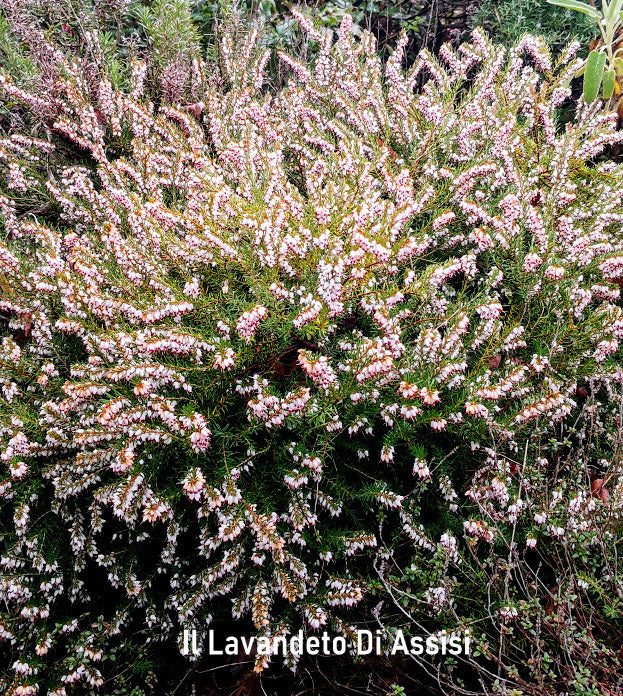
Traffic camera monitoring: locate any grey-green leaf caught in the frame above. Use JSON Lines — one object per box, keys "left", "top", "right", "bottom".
{"left": 546, "top": 0, "right": 601, "bottom": 19}
{"left": 606, "top": 0, "right": 623, "bottom": 21}
{"left": 583, "top": 51, "right": 607, "bottom": 102}
{"left": 603, "top": 69, "right": 616, "bottom": 99}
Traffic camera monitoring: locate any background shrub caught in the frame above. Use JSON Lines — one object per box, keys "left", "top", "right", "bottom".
{"left": 472, "top": 0, "right": 598, "bottom": 56}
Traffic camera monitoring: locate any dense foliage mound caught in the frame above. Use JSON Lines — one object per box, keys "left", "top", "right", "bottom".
{"left": 1, "top": 15, "right": 623, "bottom": 695}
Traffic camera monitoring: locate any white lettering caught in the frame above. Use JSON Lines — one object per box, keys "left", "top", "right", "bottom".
{"left": 357, "top": 630, "right": 373, "bottom": 655}
{"left": 391, "top": 630, "right": 409, "bottom": 655}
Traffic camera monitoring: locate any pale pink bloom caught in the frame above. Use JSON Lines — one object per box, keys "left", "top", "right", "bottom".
{"left": 544, "top": 264, "right": 564, "bottom": 280}
{"left": 134, "top": 380, "right": 153, "bottom": 397}
{"left": 380, "top": 445, "right": 395, "bottom": 462}
{"left": 182, "top": 467, "right": 206, "bottom": 501}
{"left": 236, "top": 304, "right": 267, "bottom": 342}
{"left": 143, "top": 498, "right": 170, "bottom": 522}
{"left": 213, "top": 347, "right": 236, "bottom": 370}
{"left": 523, "top": 252, "right": 543, "bottom": 272}
{"left": 419, "top": 387, "right": 441, "bottom": 405}
{"left": 465, "top": 401, "right": 489, "bottom": 418}
{"left": 9, "top": 460, "right": 28, "bottom": 478}
{"left": 499, "top": 606, "right": 519, "bottom": 622}
{"left": 183, "top": 277, "right": 201, "bottom": 298}
{"left": 413, "top": 458, "right": 431, "bottom": 478}
{"left": 298, "top": 350, "right": 337, "bottom": 390}
{"left": 189, "top": 416, "right": 211, "bottom": 453}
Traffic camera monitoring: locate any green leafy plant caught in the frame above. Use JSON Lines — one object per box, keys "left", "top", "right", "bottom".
{"left": 547, "top": 0, "right": 623, "bottom": 101}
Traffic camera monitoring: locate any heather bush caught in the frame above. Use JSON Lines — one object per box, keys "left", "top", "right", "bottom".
{"left": 1, "top": 13, "right": 623, "bottom": 695}
{"left": 0, "top": 0, "right": 203, "bottom": 112}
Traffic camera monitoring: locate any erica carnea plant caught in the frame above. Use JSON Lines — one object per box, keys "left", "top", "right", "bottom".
{"left": 1, "top": 13, "right": 623, "bottom": 695}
